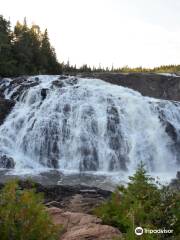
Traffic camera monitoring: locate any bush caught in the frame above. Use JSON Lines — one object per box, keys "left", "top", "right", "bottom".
{"left": 95, "top": 162, "right": 180, "bottom": 240}
{"left": 0, "top": 180, "right": 61, "bottom": 240}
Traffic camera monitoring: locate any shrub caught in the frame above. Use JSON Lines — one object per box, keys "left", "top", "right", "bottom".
{"left": 0, "top": 180, "right": 61, "bottom": 240}
{"left": 95, "top": 162, "right": 180, "bottom": 240}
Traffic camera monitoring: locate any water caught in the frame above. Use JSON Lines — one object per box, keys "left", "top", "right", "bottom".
{"left": 0, "top": 75, "right": 179, "bottom": 183}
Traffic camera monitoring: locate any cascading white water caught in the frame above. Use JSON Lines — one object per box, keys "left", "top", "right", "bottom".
{"left": 0, "top": 75, "right": 180, "bottom": 179}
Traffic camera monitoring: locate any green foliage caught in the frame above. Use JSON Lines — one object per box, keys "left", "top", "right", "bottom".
{"left": 40, "top": 29, "right": 61, "bottom": 74}
{"left": 95, "top": 162, "right": 180, "bottom": 240}
{"left": 0, "top": 180, "right": 61, "bottom": 240}
{"left": 107, "top": 65, "right": 180, "bottom": 73}
{"left": 0, "top": 15, "right": 16, "bottom": 76}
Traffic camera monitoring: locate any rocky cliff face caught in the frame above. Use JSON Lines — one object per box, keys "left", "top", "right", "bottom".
{"left": 80, "top": 72, "right": 180, "bottom": 101}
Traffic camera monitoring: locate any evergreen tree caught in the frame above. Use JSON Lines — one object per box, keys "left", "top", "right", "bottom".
{"left": 40, "top": 29, "right": 62, "bottom": 74}
{"left": 0, "top": 15, "right": 15, "bottom": 76}
{"left": 0, "top": 180, "right": 61, "bottom": 240}
{"left": 12, "top": 20, "right": 40, "bottom": 75}
{"left": 95, "top": 163, "right": 180, "bottom": 239}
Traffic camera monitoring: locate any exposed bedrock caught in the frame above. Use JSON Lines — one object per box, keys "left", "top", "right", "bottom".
{"left": 79, "top": 72, "right": 180, "bottom": 101}
{"left": 0, "top": 155, "right": 15, "bottom": 169}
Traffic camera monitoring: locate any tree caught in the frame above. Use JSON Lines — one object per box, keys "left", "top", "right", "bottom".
{"left": 95, "top": 162, "right": 180, "bottom": 240}
{"left": 0, "top": 15, "right": 15, "bottom": 76}
{"left": 40, "top": 29, "right": 62, "bottom": 74}
{"left": 12, "top": 20, "right": 41, "bottom": 75}
{"left": 0, "top": 180, "right": 61, "bottom": 240}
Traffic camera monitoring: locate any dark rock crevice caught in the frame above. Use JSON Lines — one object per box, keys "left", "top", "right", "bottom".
{"left": 0, "top": 98, "right": 15, "bottom": 125}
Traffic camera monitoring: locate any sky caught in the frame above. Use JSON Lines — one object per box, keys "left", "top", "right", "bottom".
{"left": 1, "top": 0, "right": 180, "bottom": 68}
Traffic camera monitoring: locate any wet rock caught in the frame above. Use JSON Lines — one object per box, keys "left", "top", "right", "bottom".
{"left": 160, "top": 120, "right": 180, "bottom": 164}
{"left": 52, "top": 80, "right": 65, "bottom": 88}
{"left": 0, "top": 155, "right": 15, "bottom": 168}
{"left": 66, "top": 77, "right": 78, "bottom": 86}
{"left": 0, "top": 180, "right": 112, "bottom": 216}
{"left": 0, "top": 76, "right": 39, "bottom": 101}
{"left": 52, "top": 77, "right": 78, "bottom": 89}
{"left": 41, "top": 88, "right": 48, "bottom": 100}
{"left": 0, "top": 98, "right": 15, "bottom": 125}
{"left": 164, "top": 121, "right": 177, "bottom": 141}
{"left": 50, "top": 158, "right": 59, "bottom": 169}
{"left": 12, "top": 180, "right": 112, "bottom": 208}
{"left": 10, "top": 76, "right": 28, "bottom": 86}
{"left": 58, "top": 76, "right": 69, "bottom": 80}
{"left": 63, "top": 104, "right": 71, "bottom": 114}
{"left": 177, "top": 171, "right": 180, "bottom": 179}
{"left": 10, "top": 82, "right": 39, "bottom": 100}
{"left": 62, "top": 119, "right": 70, "bottom": 143}
{"left": 107, "top": 103, "right": 128, "bottom": 170}
{"left": 80, "top": 146, "right": 99, "bottom": 171}
{"left": 169, "top": 171, "right": 180, "bottom": 191}
{"left": 0, "top": 91, "right": 5, "bottom": 98}
{"left": 47, "top": 207, "right": 121, "bottom": 240}
{"left": 79, "top": 106, "right": 99, "bottom": 171}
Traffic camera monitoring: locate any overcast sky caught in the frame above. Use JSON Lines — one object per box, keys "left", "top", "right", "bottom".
{"left": 1, "top": 0, "right": 180, "bottom": 68}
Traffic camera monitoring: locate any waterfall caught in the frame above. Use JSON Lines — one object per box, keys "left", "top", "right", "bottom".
{"left": 0, "top": 75, "right": 179, "bottom": 177}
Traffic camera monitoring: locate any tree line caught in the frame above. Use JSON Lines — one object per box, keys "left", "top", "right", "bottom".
{"left": 0, "top": 15, "right": 62, "bottom": 77}
{"left": 63, "top": 63, "right": 180, "bottom": 74}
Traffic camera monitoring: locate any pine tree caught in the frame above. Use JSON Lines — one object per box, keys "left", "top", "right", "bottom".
{"left": 0, "top": 15, "right": 15, "bottom": 76}
{"left": 40, "top": 29, "right": 62, "bottom": 74}
{"left": 95, "top": 163, "right": 179, "bottom": 239}
{"left": 13, "top": 20, "right": 39, "bottom": 75}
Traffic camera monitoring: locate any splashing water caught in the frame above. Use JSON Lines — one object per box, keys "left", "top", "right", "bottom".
{"left": 0, "top": 75, "right": 179, "bottom": 181}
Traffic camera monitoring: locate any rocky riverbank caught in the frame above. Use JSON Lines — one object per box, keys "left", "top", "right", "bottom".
{"left": 0, "top": 175, "right": 179, "bottom": 239}
{"left": 47, "top": 207, "right": 121, "bottom": 240}
{"left": 0, "top": 180, "right": 121, "bottom": 239}
{"left": 0, "top": 179, "right": 112, "bottom": 213}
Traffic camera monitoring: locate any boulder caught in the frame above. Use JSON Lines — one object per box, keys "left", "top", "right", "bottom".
{"left": 47, "top": 207, "right": 122, "bottom": 240}
{"left": 164, "top": 121, "right": 177, "bottom": 141}
{"left": 41, "top": 88, "right": 48, "bottom": 100}
{"left": 62, "top": 224, "right": 121, "bottom": 240}
{"left": 0, "top": 91, "right": 5, "bottom": 98}
{"left": 52, "top": 80, "right": 65, "bottom": 88}
{"left": 0, "top": 155, "right": 15, "bottom": 168}
{"left": 170, "top": 171, "right": 180, "bottom": 191}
